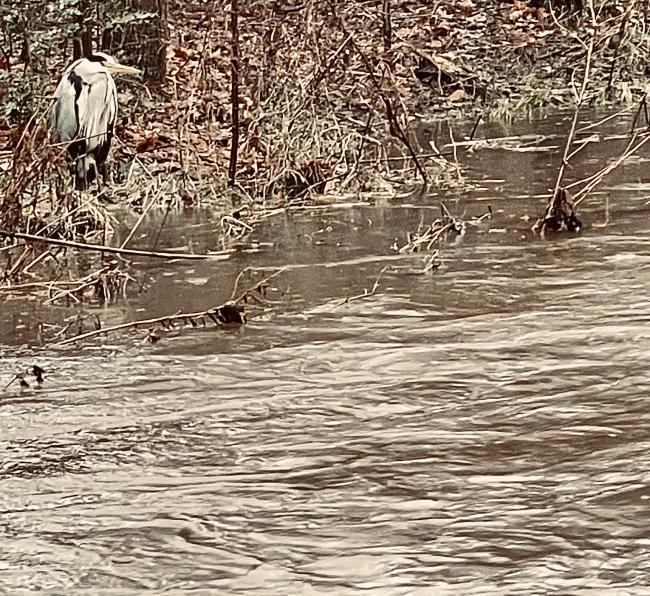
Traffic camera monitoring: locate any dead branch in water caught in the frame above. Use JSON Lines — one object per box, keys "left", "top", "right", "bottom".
{"left": 556, "top": 96, "right": 650, "bottom": 212}
{"left": 534, "top": 37, "right": 594, "bottom": 235}
{"left": 0, "top": 230, "right": 228, "bottom": 261}
{"left": 395, "top": 203, "right": 491, "bottom": 275}
{"left": 554, "top": 37, "right": 594, "bottom": 195}
{"left": 574, "top": 129, "right": 650, "bottom": 208}
{"left": 53, "top": 303, "right": 244, "bottom": 347}
{"left": 399, "top": 202, "right": 491, "bottom": 254}
{"left": 334, "top": 265, "right": 390, "bottom": 308}
{"left": 44, "top": 264, "right": 135, "bottom": 306}
{"left": 52, "top": 268, "right": 286, "bottom": 347}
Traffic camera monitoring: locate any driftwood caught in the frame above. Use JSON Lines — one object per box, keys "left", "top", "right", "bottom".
{"left": 0, "top": 229, "right": 227, "bottom": 261}
{"left": 53, "top": 303, "right": 244, "bottom": 347}
{"left": 52, "top": 268, "right": 285, "bottom": 347}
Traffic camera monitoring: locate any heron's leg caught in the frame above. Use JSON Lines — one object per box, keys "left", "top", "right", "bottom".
{"left": 95, "top": 161, "right": 113, "bottom": 200}
{"left": 97, "top": 161, "right": 108, "bottom": 187}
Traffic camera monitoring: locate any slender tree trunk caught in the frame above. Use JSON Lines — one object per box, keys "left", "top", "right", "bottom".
{"left": 228, "top": 0, "right": 240, "bottom": 186}
{"left": 73, "top": 0, "right": 94, "bottom": 59}
{"left": 382, "top": 0, "right": 391, "bottom": 53}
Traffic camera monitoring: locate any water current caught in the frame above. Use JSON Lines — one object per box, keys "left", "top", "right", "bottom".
{"left": 1, "top": 112, "right": 649, "bottom": 593}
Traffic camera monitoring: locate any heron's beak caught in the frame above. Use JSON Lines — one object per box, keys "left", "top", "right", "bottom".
{"left": 106, "top": 62, "right": 141, "bottom": 76}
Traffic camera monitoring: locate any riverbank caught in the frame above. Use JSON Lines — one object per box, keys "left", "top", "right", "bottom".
{"left": 0, "top": 1, "right": 648, "bottom": 345}
{"left": 2, "top": 2, "right": 648, "bottom": 209}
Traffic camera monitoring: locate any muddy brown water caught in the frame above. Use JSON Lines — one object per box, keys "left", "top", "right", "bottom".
{"left": 1, "top": 112, "right": 650, "bottom": 593}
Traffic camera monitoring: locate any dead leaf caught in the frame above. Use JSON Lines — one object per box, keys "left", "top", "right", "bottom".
{"left": 135, "top": 132, "right": 158, "bottom": 153}
{"left": 447, "top": 89, "right": 467, "bottom": 102}
{"left": 170, "top": 45, "right": 191, "bottom": 61}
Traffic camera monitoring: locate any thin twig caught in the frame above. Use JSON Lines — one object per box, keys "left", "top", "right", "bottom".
{"left": 550, "top": 38, "right": 594, "bottom": 202}
{"left": 334, "top": 265, "right": 389, "bottom": 307}
{"left": 574, "top": 133, "right": 650, "bottom": 207}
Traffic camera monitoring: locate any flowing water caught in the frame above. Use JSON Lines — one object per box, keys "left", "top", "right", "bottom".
{"left": 1, "top": 112, "right": 650, "bottom": 594}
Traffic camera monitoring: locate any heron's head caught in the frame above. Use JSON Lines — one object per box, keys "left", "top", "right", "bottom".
{"left": 90, "top": 52, "right": 141, "bottom": 76}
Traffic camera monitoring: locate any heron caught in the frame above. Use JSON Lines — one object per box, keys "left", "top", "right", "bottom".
{"left": 52, "top": 52, "right": 141, "bottom": 190}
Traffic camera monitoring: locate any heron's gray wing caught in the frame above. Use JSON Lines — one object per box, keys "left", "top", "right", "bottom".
{"left": 76, "top": 71, "right": 117, "bottom": 155}
{"left": 52, "top": 62, "right": 82, "bottom": 142}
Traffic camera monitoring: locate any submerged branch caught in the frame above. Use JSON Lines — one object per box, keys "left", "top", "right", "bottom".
{"left": 52, "top": 267, "right": 286, "bottom": 347}
{"left": 334, "top": 265, "right": 390, "bottom": 307}
{"left": 53, "top": 304, "right": 244, "bottom": 347}
{"left": 574, "top": 131, "right": 650, "bottom": 207}
{"left": 0, "top": 230, "right": 227, "bottom": 261}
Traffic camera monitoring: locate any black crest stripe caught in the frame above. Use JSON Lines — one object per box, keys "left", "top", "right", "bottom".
{"left": 67, "top": 70, "right": 84, "bottom": 136}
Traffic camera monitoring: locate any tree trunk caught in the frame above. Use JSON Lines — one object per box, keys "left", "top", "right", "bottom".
{"left": 102, "top": 0, "right": 168, "bottom": 84}
{"left": 72, "top": 0, "right": 94, "bottom": 60}
{"left": 228, "top": 0, "right": 240, "bottom": 186}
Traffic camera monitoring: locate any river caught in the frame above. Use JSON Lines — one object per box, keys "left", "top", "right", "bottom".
{"left": 1, "top": 112, "right": 649, "bottom": 593}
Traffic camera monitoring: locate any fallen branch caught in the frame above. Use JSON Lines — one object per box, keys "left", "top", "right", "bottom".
{"left": 53, "top": 304, "right": 243, "bottom": 347}
{"left": 550, "top": 37, "right": 594, "bottom": 202}
{"left": 334, "top": 265, "right": 389, "bottom": 307}
{"left": 0, "top": 230, "right": 229, "bottom": 261}
{"left": 574, "top": 131, "right": 650, "bottom": 207}
{"left": 398, "top": 202, "right": 480, "bottom": 253}
{"left": 0, "top": 280, "right": 81, "bottom": 293}
{"left": 52, "top": 268, "right": 286, "bottom": 347}
{"left": 562, "top": 97, "right": 650, "bottom": 210}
